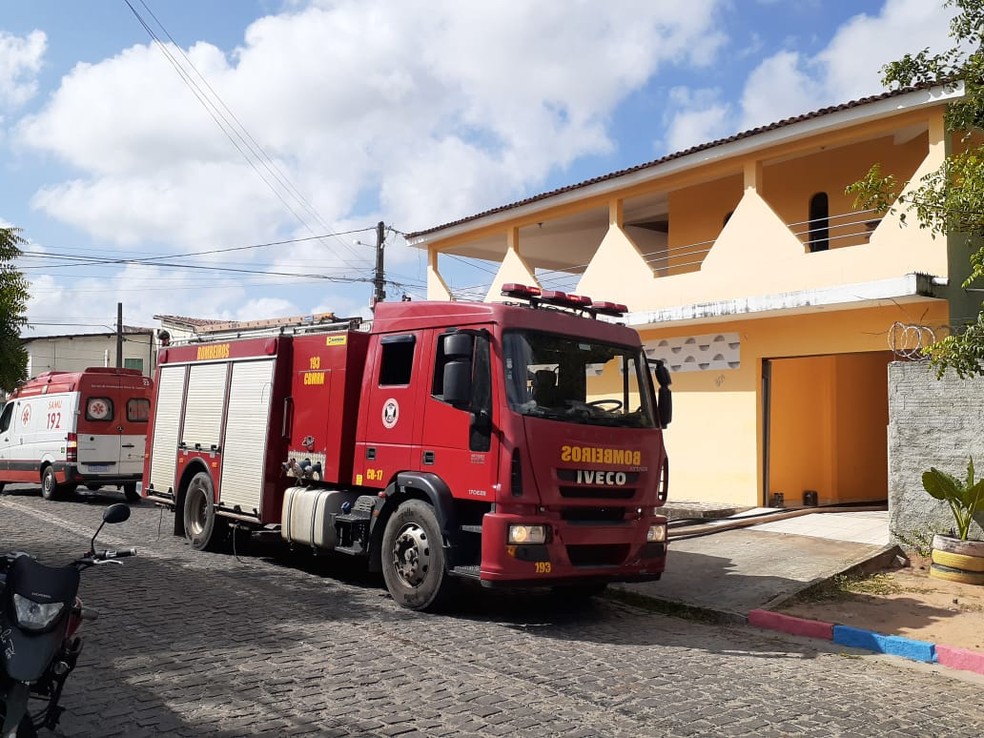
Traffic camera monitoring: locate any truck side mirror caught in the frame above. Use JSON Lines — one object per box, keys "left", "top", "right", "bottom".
{"left": 652, "top": 360, "right": 672, "bottom": 428}
{"left": 441, "top": 332, "right": 475, "bottom": 409}
{"left": 443, "top": 359, "right": 473, "bottom": 408}
{"left": 443, "top": 332, "right": 473, "bottom": 359}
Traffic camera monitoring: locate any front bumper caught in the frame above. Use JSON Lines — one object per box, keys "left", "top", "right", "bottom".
{"left": 477, "top": 511, "right": 667, "bottom": 586}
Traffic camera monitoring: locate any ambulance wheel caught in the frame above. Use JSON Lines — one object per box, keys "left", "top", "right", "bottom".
{"left": 183, "top": 472, "right": 224, "bottom": 551}
{"left": 123, "top": 482, "right": 140, "bottom": 503}
{"left": 41, "top": 466, "right": 61, "bottom": 500}
{"left": 381, "top": 499, "right": 453, "bottom": 611}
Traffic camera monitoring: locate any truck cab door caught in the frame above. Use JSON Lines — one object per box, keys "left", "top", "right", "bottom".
{"left": 356, "top": 332, "right": 425, "bottom": 487}
{"left": 418, "top": 328, "right": 499, "bottom": 501}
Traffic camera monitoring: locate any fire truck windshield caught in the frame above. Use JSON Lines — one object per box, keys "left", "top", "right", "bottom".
{"left": 503, "top": 330, "right": 656, "bottom": 428}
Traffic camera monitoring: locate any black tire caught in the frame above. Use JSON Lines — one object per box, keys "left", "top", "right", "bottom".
{"left": 381, "top": 499, "right": 453, "bottom": 611}
{"left": 0, "top": 482, "right": 5, "bottom": 494}
{"left": 86, "top": 483, "right": 102, "bottom": 491}
{"left": 183, "top": 471, "right": 225, "bottom": 551}
{"left": 123, "top": 482, "right": 140, "bottom": 503}
{"left": 41, "top": 466, "right": 60, "bottom": 500}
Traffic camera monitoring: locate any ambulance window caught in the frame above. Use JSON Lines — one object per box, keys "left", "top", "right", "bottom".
{"left": 379, "top": 334, "right": 415, "bottom": 386}
{"left": 127, "top": 398, "right": 151, "bottom": 422}
{"left": 86, "top": 397, "right": 114, "bottom": 421}
{"left": 0, "top": 404, "right": 12, "bottom": 433}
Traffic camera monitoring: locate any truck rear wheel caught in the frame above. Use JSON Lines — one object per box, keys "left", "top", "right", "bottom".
{"left": 183, "top": 472, "right": 225, "bottom": 551}
{"left": 381, "top": 499, "right": 453, "bottom": 611}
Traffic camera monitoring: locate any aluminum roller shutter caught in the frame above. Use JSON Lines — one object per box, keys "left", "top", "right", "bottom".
{"left": 182, "top": 362, "right": 228, "bottom": 450}
{"left": 218, "top": 359, "right": 275, "bottom": 514}
{"left": 148, "top": 365, "right": 186, "bottom": 494}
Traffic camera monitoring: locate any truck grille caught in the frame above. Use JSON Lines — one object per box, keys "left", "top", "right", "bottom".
{"left": 558, "top": 486, "right": 636, "bottom": 499}
{"left": 567, "top": 544, "right": 630, "bottom": 567}
{"left": 561, "top": 507, "right": 627, "bottom": 523}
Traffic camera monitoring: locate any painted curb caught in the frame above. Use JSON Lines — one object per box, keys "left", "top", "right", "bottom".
{"left": 936, "top": 644, "right": 984, "bottom": 675}
{"left": 748, "top": 610, "right": 834, "bottom": 640}
{"left": 748, "top": 611, "right": 984, "bottom": 675}
{"left": 832, "top": 625, "right": 936, "bottom": 663}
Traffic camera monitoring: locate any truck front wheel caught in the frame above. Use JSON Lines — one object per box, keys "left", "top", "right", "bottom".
{"left": 183, "top": 472, "right": 225, "bottom": 551}
{"left": 381, "top": 499, "right": 453, "bottom": 611}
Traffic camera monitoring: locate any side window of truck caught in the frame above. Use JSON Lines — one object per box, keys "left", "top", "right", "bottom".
{"left": 127, "top": 398, "right": 151, "bottom": 422}
{"left": 0, "top": 403, "right": 12, "bottom": 433}
{"left": 378, "top": 335, "right": 415, "bottom": 386}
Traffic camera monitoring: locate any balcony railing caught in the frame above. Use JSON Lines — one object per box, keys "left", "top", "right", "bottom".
{"left": 443, "top": 208, "right": 888, "bottom": 298}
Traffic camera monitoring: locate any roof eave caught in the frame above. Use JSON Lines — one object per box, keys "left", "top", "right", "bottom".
{"left": 408, "top": 83, "right": 964, "bottom": 249}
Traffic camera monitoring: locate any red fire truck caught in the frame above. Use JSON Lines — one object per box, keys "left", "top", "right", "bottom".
{"left": 143, "top": 286, "right": 672, "bottom": 610}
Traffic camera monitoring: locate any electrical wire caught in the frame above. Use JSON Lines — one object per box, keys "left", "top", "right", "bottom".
{"left": 122, "top": 0, "right": 368, "bottom": 269}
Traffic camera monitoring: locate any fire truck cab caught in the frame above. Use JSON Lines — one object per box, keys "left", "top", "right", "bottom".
{"left": 144, "top": 288, "right": 671, "bottom": 610}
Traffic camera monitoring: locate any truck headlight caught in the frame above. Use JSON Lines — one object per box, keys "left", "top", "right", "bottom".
{"left": 647, "top": 523, "right": 667, "bottom": 543}
{"left": 13, "top": 593, "right": 65, "bottom": 632}
{"left": 508, "top": 524, "right": 547, "bottom": 545}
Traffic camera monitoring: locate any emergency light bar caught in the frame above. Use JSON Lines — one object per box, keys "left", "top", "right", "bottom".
{"left": 500, "top": 284, "right": 627, "bottom": 318}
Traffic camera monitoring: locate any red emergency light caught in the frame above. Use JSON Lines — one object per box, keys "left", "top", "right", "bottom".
{"left": 501, "top": 283, "right": 541, "bottom": 300}
{"left": 591, "top": 300, "right": 629, "bottom": 317}
{"left": 500, "top": 283, "right": 626, "bottom": 318}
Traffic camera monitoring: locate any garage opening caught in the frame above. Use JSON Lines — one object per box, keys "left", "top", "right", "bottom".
{"left": 764, "top": 352, "right": 891, "bottom": 507}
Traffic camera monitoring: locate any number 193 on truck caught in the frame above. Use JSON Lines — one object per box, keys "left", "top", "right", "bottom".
{"left": 143, "top": 285, "right": 672, "bottom": 610}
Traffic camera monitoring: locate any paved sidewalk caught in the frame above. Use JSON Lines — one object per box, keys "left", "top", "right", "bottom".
{"left": 613, "top": 514, "right": 894, "bottom": 619}
{"left": 611, "top": 510, "right": 984, "bottom": 677}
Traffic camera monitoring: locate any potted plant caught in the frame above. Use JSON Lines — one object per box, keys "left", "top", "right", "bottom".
{"left": 922, "top": 457, "right": 984, "bottom": 585}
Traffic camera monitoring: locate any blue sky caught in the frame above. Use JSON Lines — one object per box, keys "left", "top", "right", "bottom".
{"left": 0, "top": 0, "right": 955, "bottom": 336}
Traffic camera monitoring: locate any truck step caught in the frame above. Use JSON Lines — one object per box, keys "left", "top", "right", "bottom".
{"left": 450, "top": 565, "right": 481, "bottom": 580}
{"left": 459, "top": 524, "right": 483, "bottom": 534}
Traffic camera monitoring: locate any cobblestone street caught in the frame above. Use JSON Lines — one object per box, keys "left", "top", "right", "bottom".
{"left": 1, "top": 488, "right": 982, "bottom": 738}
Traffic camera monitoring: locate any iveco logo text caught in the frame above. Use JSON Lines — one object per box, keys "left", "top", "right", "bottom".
{"left": 576, "top": 470, "right": 628, "bottom": 486}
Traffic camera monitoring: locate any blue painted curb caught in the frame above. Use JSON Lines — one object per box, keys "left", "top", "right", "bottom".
{"left": 832, "top": 625, "right": 937, "bottom": 663}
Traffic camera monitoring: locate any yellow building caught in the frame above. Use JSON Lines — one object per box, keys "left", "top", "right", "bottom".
{"left": 407, "top": 83, "right": 976, "bottom": 509}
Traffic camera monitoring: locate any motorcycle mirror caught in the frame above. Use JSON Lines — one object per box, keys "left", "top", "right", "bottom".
{"left": 89, "top": 503, "right": 131, "bottom": 554}
{"left": 103, "top": 503, "right": 131, "bottom": 525}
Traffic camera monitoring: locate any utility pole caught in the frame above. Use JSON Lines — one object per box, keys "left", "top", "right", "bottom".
{"left": 116, "top": 302, "right": 124, "bottom": 368}
{"left": 372, "top": 220, "right": 386, "bottom": 309}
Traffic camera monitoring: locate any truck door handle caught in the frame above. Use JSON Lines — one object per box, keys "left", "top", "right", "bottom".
{"left": 122, "top": 443, "right": 135, "bottom": 448}
{"left": 423, "top": 451, "right": 435, "bottom": 465}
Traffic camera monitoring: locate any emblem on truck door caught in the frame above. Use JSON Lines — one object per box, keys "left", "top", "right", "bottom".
{"left": 381, "top": 398, "right": 400, "bottom": 429}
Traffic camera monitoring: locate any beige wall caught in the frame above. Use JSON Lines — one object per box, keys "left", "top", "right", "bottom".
{"left": 644, "top": 300, "right": 948, "bottom": 506}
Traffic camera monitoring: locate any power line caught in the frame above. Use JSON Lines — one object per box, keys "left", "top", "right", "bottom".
{"left": 122, "top": 0, "right": 368, "bottom": 269}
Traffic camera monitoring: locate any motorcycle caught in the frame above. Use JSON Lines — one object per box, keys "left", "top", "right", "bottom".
{"left": 0, "top": 503, "right": 136, "bottom": 737}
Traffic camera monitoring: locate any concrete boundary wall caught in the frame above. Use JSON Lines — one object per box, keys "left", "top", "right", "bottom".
{"left": 888, "top": 361, "right": 984, "bottom": 545}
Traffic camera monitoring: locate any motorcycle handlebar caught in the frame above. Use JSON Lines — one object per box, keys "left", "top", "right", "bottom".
{"left": 97, "top": 548, "right": 137, "bottom": 560}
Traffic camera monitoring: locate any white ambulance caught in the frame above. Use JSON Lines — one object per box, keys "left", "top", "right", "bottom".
{"left": 0, "top": 368, "right": 153, "bottom": 501}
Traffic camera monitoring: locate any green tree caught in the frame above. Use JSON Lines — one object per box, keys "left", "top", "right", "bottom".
{"left": 0, "top": 227, "right": 30, "bottom": 392}
{"left": 846, "top": 0, "right": 984, "bottom": 377}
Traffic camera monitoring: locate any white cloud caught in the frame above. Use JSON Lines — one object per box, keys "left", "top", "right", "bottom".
{"left": 0, "top": 30, "right": 46, "bottom": 108}
{"left": 17, "top": 0, "right": 727, "bottom": 241}
{"left": 662, "top": 87, "right": 732, "bottom": 152}
{"left": 738, "top": 51, "right": 816, "bottom": 130}
{"left": 663, "top": 0, "right": 958, "bottom": 151}
{"left": 743, "top": 0, "right": 956, "bottom": 129}
{"left": 14, "top": 0, "right": 730, "bottom": 331}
